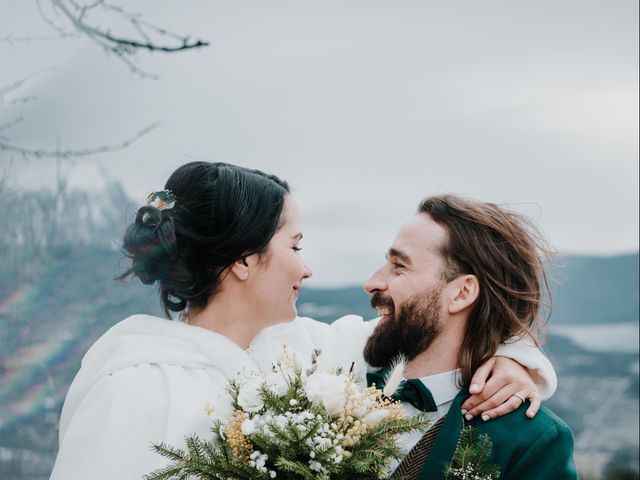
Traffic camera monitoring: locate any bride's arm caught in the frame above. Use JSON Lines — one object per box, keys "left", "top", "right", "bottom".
{"left": 51, "top": 363, "right": 226, "bottom": 480}
{"left": 461, "top": 337, "right": 556, "bottom": 420}
{"left": 295, "top": 315, "right": 556, "bottom": 420}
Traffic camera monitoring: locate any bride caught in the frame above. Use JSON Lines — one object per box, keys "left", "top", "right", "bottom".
{"left": 50, "top": 161, "right": 556, "bottom": 479}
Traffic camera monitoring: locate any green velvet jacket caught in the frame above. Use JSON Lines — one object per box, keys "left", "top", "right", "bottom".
{"left": 418, "top": 391, "right": 578, "bottom": 480}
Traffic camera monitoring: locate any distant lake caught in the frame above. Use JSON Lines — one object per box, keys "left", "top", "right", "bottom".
{"left": 551, "top": 322, "right": 639, "bottom": 353}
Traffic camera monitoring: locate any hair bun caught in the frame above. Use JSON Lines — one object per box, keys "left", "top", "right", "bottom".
{"left": 121, "top": 206, "right": 179, "bottom": 285}
{"left": 136, "top": 206, "right": 163, "bottom": 229}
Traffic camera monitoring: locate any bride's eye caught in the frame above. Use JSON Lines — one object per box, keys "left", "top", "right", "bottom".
{"left": 292, "top": 246, "right": 302, "bottom": 252}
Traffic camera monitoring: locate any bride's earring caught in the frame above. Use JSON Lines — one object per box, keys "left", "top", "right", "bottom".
{"left": 243, "top": 271, "right": 249, "bottom": 280}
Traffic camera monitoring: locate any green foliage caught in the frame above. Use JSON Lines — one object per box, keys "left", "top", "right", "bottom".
{"left": 444, "top": 426, "right": 500, "bottom": 480}
{"left": 145, "top": 433, "right": 270, "bottom": 480}
{"left": 145, "top": 366, "right": 429, "bottom": 480}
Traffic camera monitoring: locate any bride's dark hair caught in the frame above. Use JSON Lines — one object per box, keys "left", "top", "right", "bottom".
{"left": 119, "top": 161, "right": 290, "bottom": 317}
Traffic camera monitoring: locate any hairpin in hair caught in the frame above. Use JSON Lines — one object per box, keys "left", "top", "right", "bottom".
{"left": 147, "top": 190, "right": 176, "bottom": 210}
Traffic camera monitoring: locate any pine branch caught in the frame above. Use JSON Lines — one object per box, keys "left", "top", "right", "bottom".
{"left": 274, "top": 457, "right": 315, "bottom": 479}
{"left": 444, "top": 426, "right": 500, "bottom": 480}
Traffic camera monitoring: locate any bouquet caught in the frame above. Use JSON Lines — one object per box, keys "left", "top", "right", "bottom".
{"left": 144, "top": 347, "right": 429, "bottom": 480}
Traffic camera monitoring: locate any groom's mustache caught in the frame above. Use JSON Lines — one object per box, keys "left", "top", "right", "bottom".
{"left": 370, "top": 292, "right": 395, "bottom": 314}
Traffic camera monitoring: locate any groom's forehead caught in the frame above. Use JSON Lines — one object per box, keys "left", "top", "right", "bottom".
{"left": 391, "top": 214, "right": 448, "bottom": 259}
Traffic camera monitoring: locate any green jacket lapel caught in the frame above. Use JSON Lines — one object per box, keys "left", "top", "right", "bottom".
{"left": 417, "top": 390, "right": 469, "bottom": 480}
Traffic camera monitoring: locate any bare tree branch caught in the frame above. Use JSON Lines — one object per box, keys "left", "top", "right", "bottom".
{"left": 0, "top": 69, "right": 53, "bottom": 98}
{"left": 3, "top": 96, "right": 38, "bottom": 108}
{"left": 36, "top": 0, "right": 76, "bottom": 38}
{"left": 0, "top": 74, "right": 42, "bottom": 143}
{"left": 0, "top": 32, "right": 76, "bottom": 44}
{"left": 27, "top": 0, "right": 210, "bottom": 78}
{"left": 0, "top": 122, "right": 160, "bottom": 158}
{"left": 0, "top": 117, "right": 24, "bottom": 135}
{"left": 44, "top": 0, "right": 209, "bottom": 77}
{"left": 1, "top": 2, "right": 204, "bottom": 160}
{"left": 99, "top": 3, "right": 195, "bottom": 43}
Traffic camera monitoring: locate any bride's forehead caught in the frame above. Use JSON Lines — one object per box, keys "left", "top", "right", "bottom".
{"left": 271, "top": 198, "right": 302, "bottom": 240}
{"left": 281, "top": 197, "right": 301, "bottom": 226}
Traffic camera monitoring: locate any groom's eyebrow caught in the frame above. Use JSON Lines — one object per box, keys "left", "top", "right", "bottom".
{"left": 387, "top": 248, "right": 412, "bottom": 265}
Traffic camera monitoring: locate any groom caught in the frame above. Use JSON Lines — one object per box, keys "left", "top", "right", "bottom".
{"left": 363, "top": 195, "right": 577, "bottom": 479}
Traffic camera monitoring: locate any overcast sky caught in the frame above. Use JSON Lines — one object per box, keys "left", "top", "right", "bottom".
{"left": 2, "top": 1, "right": 638, "bottom": 286}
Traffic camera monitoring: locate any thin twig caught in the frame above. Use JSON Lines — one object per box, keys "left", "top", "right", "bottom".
{"left": 50, "top": 0, "right": 209, "bottom": 53}
{"left": 36, "top": 0, "right": 75, "bottom": 38}
{"left": 41, "top": 0, "right": 209, "bottom": 77}
{"left": 0, "top": 69, "right": 53, "bottom": 98}
{"left": 0, "top": 117, "right": 24, "bottom": 133}
{"left": 5, "top": 96, "right": 38, "bottom": 107}
{"left": 0, "top": 122, "right": 160, "bottom": 158}
{"left": 0, "top": 33, "right": 76, "bottom": 44}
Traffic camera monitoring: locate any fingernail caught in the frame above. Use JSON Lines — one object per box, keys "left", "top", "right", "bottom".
{"left": 527, "top": 410, "right": 534, "bottom": 418}
{"left": 461, "top": 409, "right": 467, "bottom": 415}
{"left": 465, "top": 413, "right": 473, "bottom": 421}
{"left": 482, "top": 414, "right": 490, "bottom": 422}
{"left": 469, "top": 384, "right": 480, "bottom": 393}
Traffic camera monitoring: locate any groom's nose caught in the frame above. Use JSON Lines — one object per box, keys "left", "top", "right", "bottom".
{"left": 364, "top": 266, "right": 388, "bottom": 295}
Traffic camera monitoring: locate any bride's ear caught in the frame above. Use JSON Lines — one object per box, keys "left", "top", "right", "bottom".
{"left": 230, "top": 257, "right": 250, "bottom": 281}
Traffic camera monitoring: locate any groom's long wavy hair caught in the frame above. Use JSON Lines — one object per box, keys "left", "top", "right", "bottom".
{"left": 419, "top": 195, "right": 554, "bottom": 386}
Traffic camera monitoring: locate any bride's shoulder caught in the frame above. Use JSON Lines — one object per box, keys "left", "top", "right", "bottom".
{"left": 79, "top": 313, "right": 249, "bottom": 378}
{"left": 104, "top": 313, "right": 168, "bottom": 334}
{"left": 81, "top": 314, "right": 174, "bottom": 360}
{"left": 297, "top": 314, "right": 380, "bottom": 339}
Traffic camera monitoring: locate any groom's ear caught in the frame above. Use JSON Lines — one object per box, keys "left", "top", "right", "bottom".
{"left": 448, "top": 274, "right": 480, "bottom": 314}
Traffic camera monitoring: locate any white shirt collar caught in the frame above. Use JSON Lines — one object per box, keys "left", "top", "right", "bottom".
{"left": 416, "top": 369, "right": 462, "bottom": 407}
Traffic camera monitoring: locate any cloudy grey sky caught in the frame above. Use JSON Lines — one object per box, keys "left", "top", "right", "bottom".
{"left": 2, "top": 1, "right": 638, "bottom": 286}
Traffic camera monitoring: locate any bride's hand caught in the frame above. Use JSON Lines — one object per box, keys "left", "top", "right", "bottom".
{"left": 460, "top": 356, "right": 540, "bottom": 421}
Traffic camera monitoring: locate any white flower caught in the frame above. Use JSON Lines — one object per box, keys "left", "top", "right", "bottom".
{"left": 305, "top": 372, "right": 348, "bottom": 416}
{"left": 206, "top": 391, "right": 234, "bottom": 424}
{"left": 264, "top": 371, "right": 290, "bottom": 396}
{"left": 237, "top": 377, "right": 265, "bottom": 412}
{"left": 241, "top": 418, "right": 256, "bottom": 435}
{"left": 363, "top": 408, "right": 390, "bottom": 427}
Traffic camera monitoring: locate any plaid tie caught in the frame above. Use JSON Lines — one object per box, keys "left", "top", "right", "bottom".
{"left": 390, "top": 415, "right": 447, "bottom": 480}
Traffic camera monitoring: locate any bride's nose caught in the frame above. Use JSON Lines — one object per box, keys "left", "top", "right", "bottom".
{"left": 302, "top": 260, "right": 312, "bottom": 279}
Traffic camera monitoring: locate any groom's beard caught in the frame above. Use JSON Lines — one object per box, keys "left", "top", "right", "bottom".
{"left": 363, "top": 286, "right": 443, "bottom": 368}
